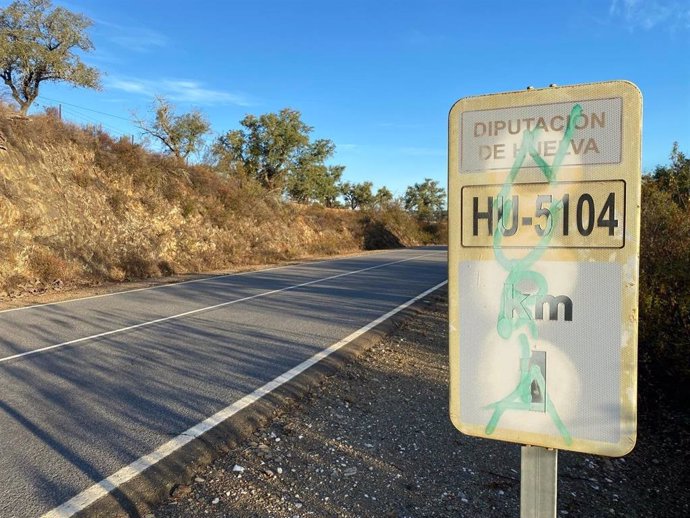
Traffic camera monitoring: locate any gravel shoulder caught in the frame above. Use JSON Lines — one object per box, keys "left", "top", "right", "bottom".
{"left": 151, "top": 291, "right": 690, "bottom": 518}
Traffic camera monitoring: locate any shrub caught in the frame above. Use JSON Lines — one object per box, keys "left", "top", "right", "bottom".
{"left": 28, "top": 248, "right": 72, "bottom": 283}
{"left": 0, "top": 99, "right": 442, "bottom": 304}
{"left": 639, "top": 179, "right": 690, "bottom": 401}
{"left": 119, "top": 252, "right": 160, "bottom": 280}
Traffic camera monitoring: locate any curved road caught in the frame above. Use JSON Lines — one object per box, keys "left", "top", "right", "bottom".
{"left": 0, "top": 247, "right": 447, "bottom": 517}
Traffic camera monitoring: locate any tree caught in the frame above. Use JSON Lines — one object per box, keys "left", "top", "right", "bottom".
{"left": 286, "top": 138, "right": 335, "bottom": 203}
{"left": 135, "top": 96, "right": 210, "bottom": 163}
{"left": 214, "top": 109, "right": 310, "bottom": 191}
{"left": 214, "top": 108, "right": 343, "bottom": 196}
{"left": 319, "top": 166, "right": 345, "bottom": 207}
{"left": 373, "top": 186, "right": 394, "bottom": 208}
{"left": 404, "top": 178, "right": 446, "bottom": 221}
{"left": 287, "top": 162, "right": 344, "bottom": 206}
{"left": 341, "top": 181, "right": 374, "bottom": 210}
{"left": 0, "top": 0, "right": 100, "bottom": 114}
{"left": 653, "top": 142, "right": 690, "bottom": 210}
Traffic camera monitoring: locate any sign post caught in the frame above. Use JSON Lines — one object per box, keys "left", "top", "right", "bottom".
{"left": 448, "top": 81, "right": 642, "bottom": 515}
{"left": 521, "top": 445, "right": 557, "bottom": 518}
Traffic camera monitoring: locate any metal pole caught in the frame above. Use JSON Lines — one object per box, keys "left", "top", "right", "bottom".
{"left": 521, "top": 445, "right": 558, "bottom": 518}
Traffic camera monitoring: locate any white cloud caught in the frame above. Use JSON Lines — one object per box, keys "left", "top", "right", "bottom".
{"left": 85, "top": 47, "right": 125, "bottom": 65}
{"left": 106, "top": 76, "right": 253, "bottom": 106}
{"left": 94, "top": 19, "right": 169, "bottom": 52}
{"left": 609, "top": 0, "right": 690, "bottom": 31}
{"left": 110, "top": 29, "right": 168, "bottom": 52}
{"left": 162, "top": 80, "right": 251, "bottom": 105}
{"left": 109, "top": 78, "right": 153, "bottom": 95}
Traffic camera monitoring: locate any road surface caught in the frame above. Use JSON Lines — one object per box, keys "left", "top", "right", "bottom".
{"left": 0, "top": 247, "right": 447, "bottom": 517}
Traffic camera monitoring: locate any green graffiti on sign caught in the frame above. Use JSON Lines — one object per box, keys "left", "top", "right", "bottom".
{"left": 484, "top": 104, "right": 584, "bottom": 445}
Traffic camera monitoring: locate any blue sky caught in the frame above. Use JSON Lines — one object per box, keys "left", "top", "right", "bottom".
{"left": 27, "top": 0, "right": 690, "bottom": 197}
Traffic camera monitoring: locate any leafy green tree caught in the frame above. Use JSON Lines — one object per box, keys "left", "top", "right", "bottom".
{"left": 215, "top": 109, "right": 323, "bottom": 193}
{"left": 287, "top": 161, "right": 344, "bottom": 206}
{"left": 0, "top": 0, "right": 100, "bottom": 114}
{"left": 373, "top": 186, "right": 394, "bottom": 208}
{"left": 287, "top": 138, "right": 335, "bottom": 203}
{"left": 404, "top": 178, "right": 446, "bottom": 221}
{"left": 341, "top": 181, "right": 374, "bottom": 210}
{"left": 653, "top": 142, "right": 690, "bottom": 210}
{"left": 135, "top": 96, "right": 210, "bottom": 163}
{"left": 319, "top": 165, "right": 345, "bottom": 207}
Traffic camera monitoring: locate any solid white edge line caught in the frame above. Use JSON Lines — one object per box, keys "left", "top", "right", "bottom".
{"left": 42, "top": 279, "right": 448, "bottom": 518}
{"left": 0, "top": 248, "right": 427, "bottom": 315}
{"left": 0, "top": 253, "right": 439, "bottom": 364}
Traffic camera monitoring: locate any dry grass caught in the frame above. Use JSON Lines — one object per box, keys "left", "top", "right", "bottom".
{"left": 0, "top": 103, "right": 443, "bottom": 298}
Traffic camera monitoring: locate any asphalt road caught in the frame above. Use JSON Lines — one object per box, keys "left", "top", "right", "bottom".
{"left": 0, "top": 247, "right": 447, "bottom": 517}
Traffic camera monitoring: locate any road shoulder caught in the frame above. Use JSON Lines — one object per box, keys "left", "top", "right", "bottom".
{"left": 150, "top": 293, "right": 690, "bottom": 518}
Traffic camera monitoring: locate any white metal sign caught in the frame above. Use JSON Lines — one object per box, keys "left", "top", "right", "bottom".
{"left": 448, "top": 81, "right": 641, "bottom": 456}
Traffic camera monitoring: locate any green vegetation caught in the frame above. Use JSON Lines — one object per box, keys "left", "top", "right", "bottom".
{"left": 404, "top": 178, "right": 446, "bottom": 222}
{"left": 0, "top": 3, "right": 447, "bottom": 288}
{"left": 373, "top": 186, "right": 394, "bottom": 208}
{"left": 0, "top": 0, "right": 100, "bottom": 114}
{"left": 640, "top": 143, "right": 690, "bottom": 400}
{"left": 0, "top": 101, "right": 445, "bottom": 301}
{"left": 650, "top": 142, "right": 689, "bottom": 210}
{"left": 341, "top": 181, "right": 374, "bottom": 210}
{"left": 134, "top": 96, "right": 211, "bottom": 163}
{"left": 6, "top": 2, "right": 682, "bottom": 405}
{"left": 212, "top": 108, "right": 342, "bottom": 197}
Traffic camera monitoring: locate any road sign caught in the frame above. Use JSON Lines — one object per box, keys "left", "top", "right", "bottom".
{"left": 448, "top": 81, "right": 641, "bottom": 457}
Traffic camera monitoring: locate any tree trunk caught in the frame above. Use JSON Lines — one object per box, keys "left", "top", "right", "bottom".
{"left": 19, "top": 101, "right": 31, "bottom": 115}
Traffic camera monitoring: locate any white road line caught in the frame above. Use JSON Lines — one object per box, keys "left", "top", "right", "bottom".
{"left": 42, "top": 279, "right": 448, "bottom": 518}
{"left": 0, "top": 253, "right": 440, "bottom": 364}
{"left": 0, "top": 249, "right": 402, "bottom": 315}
